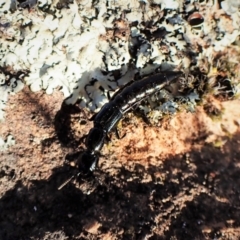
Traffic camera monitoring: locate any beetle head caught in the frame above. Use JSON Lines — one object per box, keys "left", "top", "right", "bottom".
{"left": 78, "top": 150, "right": 99, "bottom": 174}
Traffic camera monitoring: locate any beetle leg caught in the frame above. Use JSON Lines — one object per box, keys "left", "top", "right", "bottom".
{"left": 106, "top": 134, "right": 111, "bottom": 142}
{"left": 89, "top": 112, "right": 97, "bottom": 121}
{"left": 134, "top": 108, "right": 151, "bottom": 125}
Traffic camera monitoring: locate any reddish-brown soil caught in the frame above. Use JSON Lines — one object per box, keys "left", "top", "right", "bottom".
{"left": 0, "top": 87, "right": 240, "bottom": 239}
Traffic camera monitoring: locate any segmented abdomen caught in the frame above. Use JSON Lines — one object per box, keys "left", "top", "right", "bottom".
{"left": 111, "top": 71, "right": 183, "bottom": 114}
{"left": 94, "top": 71, "right": 182, "bottom": 132}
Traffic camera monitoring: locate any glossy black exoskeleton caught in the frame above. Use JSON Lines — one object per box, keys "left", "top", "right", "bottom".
{"left": 78, "top": 71, "right": 183, "bottom": 174}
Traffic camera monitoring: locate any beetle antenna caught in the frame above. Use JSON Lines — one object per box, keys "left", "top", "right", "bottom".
{"left": 58, "top": 172, "right": 81, "bottom": 190}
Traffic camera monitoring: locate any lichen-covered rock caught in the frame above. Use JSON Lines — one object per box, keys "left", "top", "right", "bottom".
{"left": 0, "top": 0, "right": 239, "bottom": 120}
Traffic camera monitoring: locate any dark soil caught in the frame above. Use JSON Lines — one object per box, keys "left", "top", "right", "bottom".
{"left": 0, "top": 87, "right": 240, "bottom": 240}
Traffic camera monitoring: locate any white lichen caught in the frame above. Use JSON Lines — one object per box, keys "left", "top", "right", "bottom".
{"left": 0, "top": 134, "right": 15, "bottom": 151}
{"left": 0, "top": 0, "right": 239, "bottom": 118}
{"left": 221, "top": 0, "right": 240, "bottom": 14}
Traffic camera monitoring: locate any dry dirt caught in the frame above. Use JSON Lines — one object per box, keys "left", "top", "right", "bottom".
{"left": 0, "top": 87, "right": 240, "bottom": 240}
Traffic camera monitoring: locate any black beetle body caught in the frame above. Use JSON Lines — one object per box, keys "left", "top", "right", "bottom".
{"left": 78, "top": 71, "right": 183, "bottom": 174}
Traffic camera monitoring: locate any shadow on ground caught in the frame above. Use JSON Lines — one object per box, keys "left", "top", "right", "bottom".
{"left": 0, "top": 129, "right": 240, "bottom": 239}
